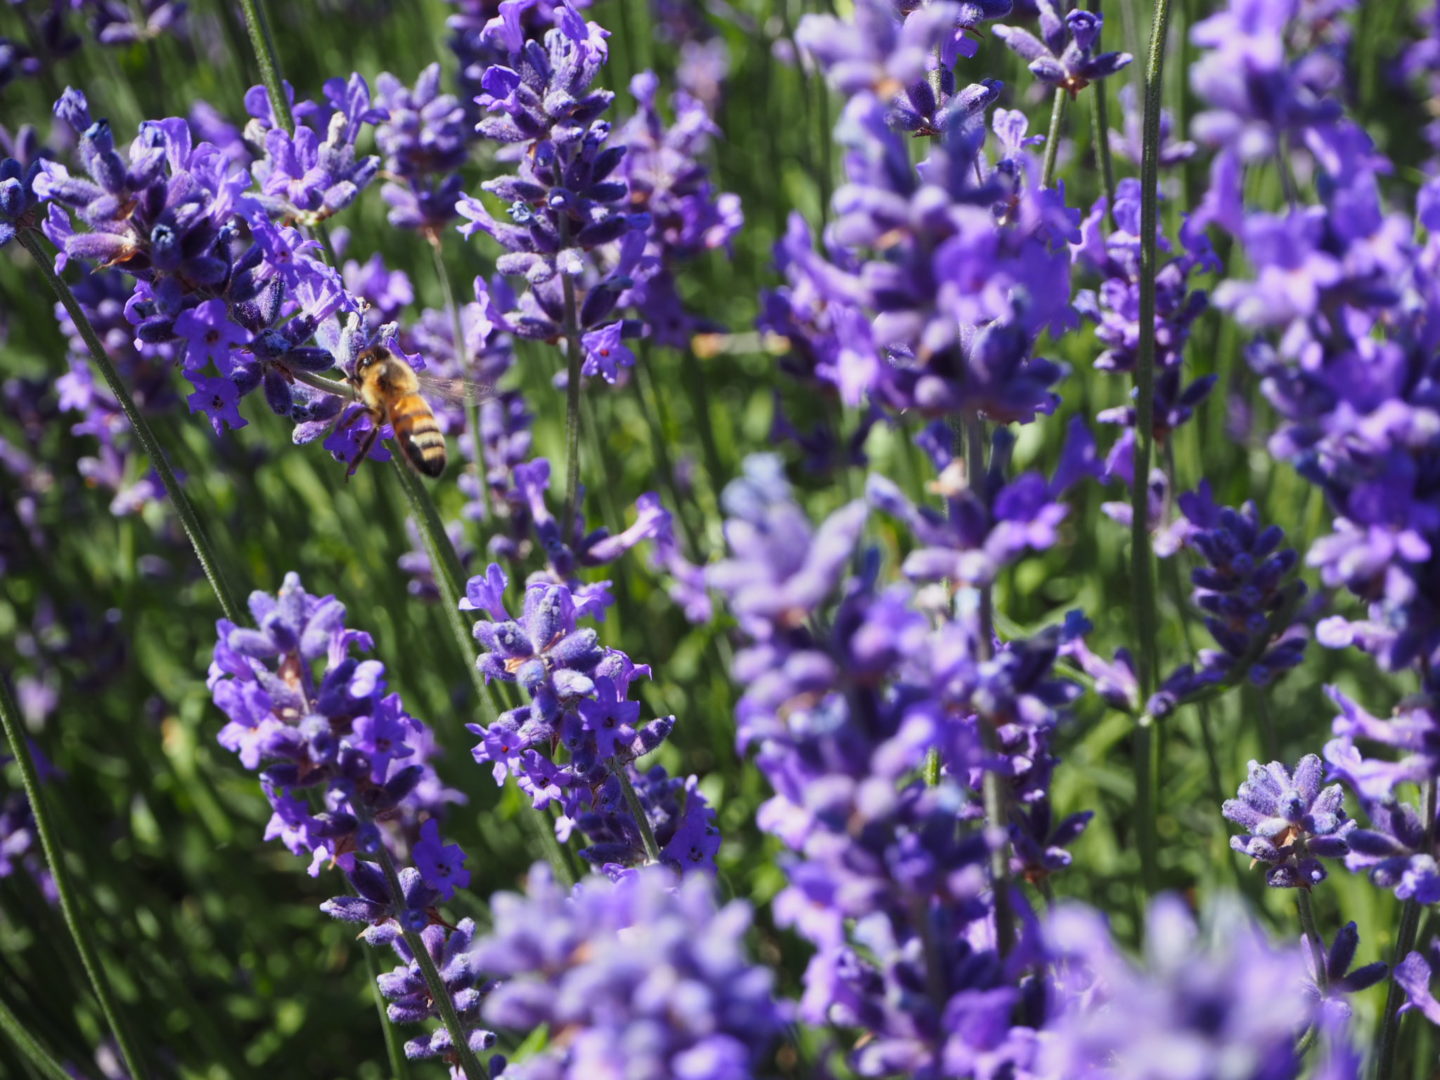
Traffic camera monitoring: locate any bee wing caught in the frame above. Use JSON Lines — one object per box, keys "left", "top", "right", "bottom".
{"left": 414, "top": 372, "right": 497, "bottom": 407}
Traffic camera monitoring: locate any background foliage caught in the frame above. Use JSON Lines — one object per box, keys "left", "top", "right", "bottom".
{"left": 0, "top": 0, "right": 1434, "bottom": 1076}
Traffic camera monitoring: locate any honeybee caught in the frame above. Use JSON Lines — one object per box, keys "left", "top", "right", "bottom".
{"left": 345, "top": 345, "right": 448, "bottom": 479}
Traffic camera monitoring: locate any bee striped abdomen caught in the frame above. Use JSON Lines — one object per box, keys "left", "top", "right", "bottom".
{"left": 390, "top": 393, "right": 447, "bottom": 478}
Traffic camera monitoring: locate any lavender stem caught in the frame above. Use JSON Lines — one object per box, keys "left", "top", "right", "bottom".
{"left": 17, "top": 229, "right": 243, "bottom": 624}
{"left": 0, "top": 991, "right": 71, "bottom": 1080}
{"left": 0, "top": 677, "right": 149, "bottom": 1080}
{"left": 1041, "top": 87, "right": 1068, "bottom": 189}
{"left": 237, "top": 0, "right": 294, "bottom": 135}
{"left": 614, "top": 762, "right": 664, "bottom": 864}
{"left": 1375, "top": 777, "right": 1437, "bottom": 1079}
{"left": 1131, "top": 0, "right": 1172, "bottom": 896}
{"left": 368, "top": 840, "right": 489, "bottom": 1080}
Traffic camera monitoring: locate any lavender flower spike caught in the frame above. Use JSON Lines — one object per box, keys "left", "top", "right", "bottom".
{"left": 1222, "top": 755, "right": 1353, "bottom": 888}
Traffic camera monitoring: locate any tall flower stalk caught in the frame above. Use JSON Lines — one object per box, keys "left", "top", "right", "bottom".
{"left": 0, "top": 676, "right": 148, "bottom": 1080}
{"left": 1130, "top": 0, "right": 1173, "bottom": 893}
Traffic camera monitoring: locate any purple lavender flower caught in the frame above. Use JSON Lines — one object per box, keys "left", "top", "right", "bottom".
{"left": 462, "top": 563, "right": 717, "bottom": 873}
{"left": 374, "top": 64, "right": 469, "bottom": 233}
{"left": 208, "top": 572, "right": 463, "bottom": 881}
{"left": 1222, "top": 755, "right": 1352, "bottom": 888}
{"left": 249, "top": 74, "right": 384, "bottom": 224}
{"left": 38, "top": 88, "right": 251, "bottom": 289}
{"left": 0, "top": 154, "right": 43, "bottom": 248}
{"left": 446, "top": 0, "right": 590, "bottom": 125}
{"left": 758, "top": 83, "right": 1078, "bottom": 424}
{"left": 474, "top": 865, "right": 783, "bottom": 1080}
{"left": 711, "top": 453, "right": 1084, "bottom": 1075}
{"left": 994, "top": 2, "right": 1133, "bottom": 95}
{"left": 614, "top": 71, "right": 742, "bottom": 348}
{"left": 1324, "top": 686, "right": 1440, "bottom": 803}
{"left": 1189, "top": 0, "right": 1343, "bottom": 165}
{"left": 86, "top": 1, "right": 187, "bottom": 45}
{"left": 1040, "top": 895, "right": 1313, "bottom": 1078}
{"left": 1072, "top": 179, "right": 1215, "bottom": 441}
{"left": 457, "top": 7, "right": 646, "bottom": 384}
{"left": 1305, "top": 921, "right": 1385, "bottom": 1021}
{"left": 1181, "top": 497, "right": 1309, "bottom": 682}
{"left": 371, "top": 914, "right": 498, "bottom": 1066}
{"left": 1397, "top": 945, "right": 1440, "bottom": 1026}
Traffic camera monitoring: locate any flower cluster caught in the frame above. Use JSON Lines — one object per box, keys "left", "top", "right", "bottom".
{"left": 613, "top": 71, "right": 742, "bottom": 348}
{"left": 1039, "top": 896, "right": 1317, "bottom": 1077}
{"left": 771, "top": 0, "right": 1082, "bottom": 433}
{"left": 709, "top": 453, "right": 1085, "bottom": 1074}
{"left": 475, "top": 865, "right": 783, "bottom": 1080}
{"left": 208, "top": 573, "right": 463, "bottom": 880}
{"left": 374, "top": 64, "right": 470, "bottom": 233}
{"left": 1223, "top": 755, "right": 1352, "bottom": 888}
{"left": 1072, "top": 177, "right": 1215, "bottom": 442}
{"left": 463, "top": 563, "right": 718, "bottom": 873}
{"left": 209, "top": 573, "right": 487, "bottom": 1062}
{"left": 458, "top": 5, "right": 647, "bottom": 383}
{"left": 994, "top": 2, "right": 1132, "bottom": 95}
{"left": 1148, "top": 492, "right": 1311, "bottom": 716}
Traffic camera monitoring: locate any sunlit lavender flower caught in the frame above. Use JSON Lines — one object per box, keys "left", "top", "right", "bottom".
{"left": 208, "top": 572, "right": 463, "bottom": 881}
{"left": 458, "top": 7, "right": 647, "bottom": 384}
{"left": 38, "top": 87, "right": 250, "bottom": 291}
{"left": 1040, "top": 895, "right": 1313, "bottom": 1079}
{"left": 374, "top": 63, "right": 469, "bottom": 233}
{"left": 1222, "top": 755, "right": 1352, "bottom": 888}
{"left": 994, "top": 2, "right": 1132, "bottom": 95}
{"left": 474, "top": 864, "right": 783, "bottom": 1079}
{"left": 711, "top": 454, "right": 1083, "bottom": 1075}
{"left": 615, "top": 71, "right": 742, "bottom": 348}
{"left": 462, "top": 563, "right": 717, "bottom": 872}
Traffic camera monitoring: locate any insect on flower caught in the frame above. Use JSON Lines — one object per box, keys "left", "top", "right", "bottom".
{"left": 340, "top": 344, "right": 491, "bottom": 479}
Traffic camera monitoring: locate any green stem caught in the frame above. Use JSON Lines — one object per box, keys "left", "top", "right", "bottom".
{"left": 1088, "top": 2, "right": 1118, "bottom": 217}
{"left": 1130, "top": 0, "right": 1171, "bottom": 897}
{"left": 1041, "top": 88, "right": 1069, "bottom": 190}
{"left": 18, "top": 229, "right": 242, "bottom": 624}
{"left": 0, "top": 987, "right": 74, "bottom": 1080}
{"left": 634, "top": 343, "right": 704, "bottom": 556}
{"left": 369, "top": 843, "right": 489, "bottom": 1080}
{"left": 362, "top": 925, "right": 411, "bottom": 1080}
{"left": 614, "top": 764, "right": 663, "bottom": 865}
{"left": 237, "top": 0, "right": 294, "bottom": 134}
{"left": 0, "top": 678, "right": 148, "bottom": 1080}
{"left": 429, "top": 240, "right": 487, "bottom": 536}
{"left": 681, "top": 348, "right": 728, "bottom": 501}
{"left": 1296, "top": 889, "right": 1328, "bottom": 995}
{"left": 387, "top": 457, "right": 491, "bottom": 713}
{"left": 1159, "top": 443, "right": 1224, "bottom": 814}
{"left": 1375, "top": 778, "right": 1437, "bottom": 1080}
{"left": 965, "top": 416, "right": 1014, "bottom": 956}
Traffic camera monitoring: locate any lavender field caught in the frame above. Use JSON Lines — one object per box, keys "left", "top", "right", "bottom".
{"left": 1, "top": 0, "right": 1437, "bottom": 1077}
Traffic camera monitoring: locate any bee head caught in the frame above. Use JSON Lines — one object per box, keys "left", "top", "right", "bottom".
{"left": 351, "top": 346, "right": 388, "bottom": 384}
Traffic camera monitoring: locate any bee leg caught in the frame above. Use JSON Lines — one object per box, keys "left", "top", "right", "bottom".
{"left": 347, "top": 423, "right": 379, "bottom": 482}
